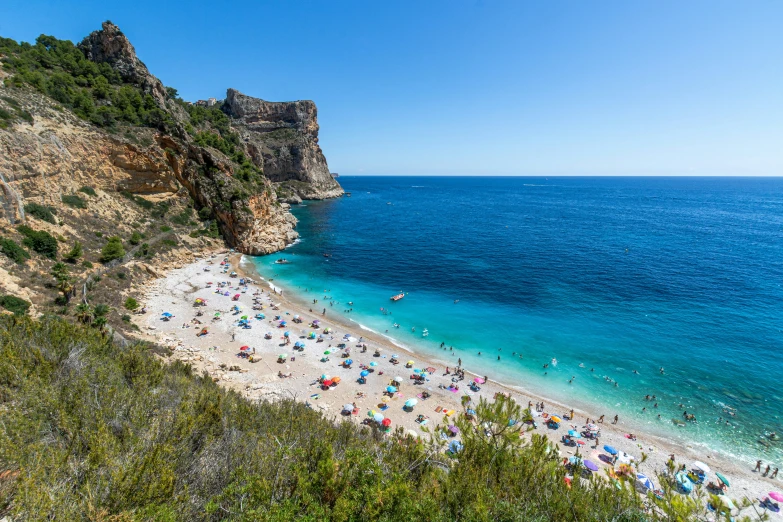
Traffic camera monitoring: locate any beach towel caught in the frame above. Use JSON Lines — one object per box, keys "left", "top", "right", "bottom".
{"left": 435, "top": 406, "right": 443, "bottom": 413}
{"left": 445, "top": 410, "right": 456, "bottom": 416}
{"left": 310, "top": 393, "right": 321, "bottom": 400}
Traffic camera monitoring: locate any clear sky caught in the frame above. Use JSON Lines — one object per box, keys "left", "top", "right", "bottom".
{"left": 1, "top": 1, "right": 781, "bottom": 176}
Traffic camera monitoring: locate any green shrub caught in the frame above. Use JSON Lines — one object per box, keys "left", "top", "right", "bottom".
{"left": 169, "top": 208, "right": 193, "bottom": 226}
{"left": 120, "top": 191, "right": 154, "bottom": 210}
{"left": 115, "top": 271, "right": 127, "bottom": 280}
{"left": 24, "top": 202, "right": 57, "bottom": 224}
{"left": 0, "top": 237, "right": 30, "bottom": 264}
{"left": 81, "top": 260, "right": 93, "bottom": 269}
{"left": 160, "top": 238, "right": 177, "bottom": 247}
{"left": 133, "top": 242, "right": 151, "bottom": 259}
{"left": 99, "top": 236, "right": 125, "bottom": 263}
{"left": 129, "top": 231, "right": 142, "bottom": 245}
{"left": 94, "top": 231, "right": 103, "bottom": 238}
{"left": 124, "top": 297, "right": 139, "bottom": 311}
{"left": 0, "top": 294, "right": 30, "bottom": 315}
{"left": 121, "top": 314, "right": 131, "bottom": 323}
{"left": 61, "top": 194, "right": 87, "bottom": 209}
{"left": 17, "top": 225, "right": 58, "bottom": 259}
{"left": 159, "top": 225, "right": 172, "bottom": 232}
{"left": 63, "top": 241, "right": 82, "bottom": 263}
{"left": 197, "top": 207, "right": 213, "bottom": 221}
{"left": 78, "top": 186, "right": 97, "bottom": 196}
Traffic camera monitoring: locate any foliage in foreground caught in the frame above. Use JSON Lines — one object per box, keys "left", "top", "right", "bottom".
{"left": 0, "top": 316, "right": 734, "bottom": 521}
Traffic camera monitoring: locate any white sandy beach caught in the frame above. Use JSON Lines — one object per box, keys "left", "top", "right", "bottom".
{"left": 133, "top": 250, "right": 781, "bottom": 518}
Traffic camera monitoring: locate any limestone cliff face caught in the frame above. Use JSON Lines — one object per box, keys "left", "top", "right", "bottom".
{"left": 224, "top": 89, "right": 343, "bottom": 201}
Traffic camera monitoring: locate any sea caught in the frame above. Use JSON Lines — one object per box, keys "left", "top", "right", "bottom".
{"left": 250, "top": 176, "right": 783, "bottom": 464}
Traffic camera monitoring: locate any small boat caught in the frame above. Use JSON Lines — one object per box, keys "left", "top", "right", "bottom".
{"left": 390, "top": 293, "right": 404, "bottom": 302}
{"left": 323, "top": 253, "right": 331, "bottom": 258}
{"left": 275, "top": 259, "right": 290, "bottom": 264}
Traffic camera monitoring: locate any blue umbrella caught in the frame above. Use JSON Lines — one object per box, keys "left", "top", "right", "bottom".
{"left": 386, "top": 385, "right": 397, "bottom": 393}
{"left": 467, "top": 409, "right": 476, "bottom": 415}
{"left": 344, "top": 359, "right": 353, "bottom": 365}
{"left": 604, "top": 445, "right": 618, "bottom": 455}
{"left": 636, "top": 473, "right": 654, "bottom": 491}
{"left": 360, "top": 370, "right": 370, "bottom": 377}
{"left": 284, "top": 331, "right": 290, "bottom": 337}
{"left": 568, "top": 430, "right": 581, "bottom": 438}
{"left": 162, "top": 312, "right": 173, "bottom": 317}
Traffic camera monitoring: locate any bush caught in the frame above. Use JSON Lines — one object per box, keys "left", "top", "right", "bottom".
{"left": 169, "top": 208, "right": 193, "bottom": 226}
{"left": 0, "top": 294, "right": 30, "bottom": 315}
{"left": 116, "top": 271, "right": 127, "bottom": 280}
{"left": 129, "top": 231, "right": 142, "bottom": 245}
{"left": 133, "top": 242, "right": 151, "bottom": 259}
{"left": 82, "top": 260, "right": 93, "bottom": 269}
{"left": 17, "top": 225, "right": 58, "bottom": 259}
{"left": 0, "top": 237, "right": 30, "bottom": 264}
{"left": 197, "top": 207, "right": 213, "bottom": 221}
{"left": 24, "top": 202, "right": 57, "bottom": 224}
{"left": 61, "top": 194, "right": 87, "bottom": 209}
{"left": 120, "top": 191, "right": 154, "bottom": 210}
{"left": 63, "top": 241, "right": 83, "bottom": 263}
{"left": 121, "top": 314, "right": 131, "bottom": 323}
{"left": 95, "top": 231, "right": 103, "bottom": 237}
{"left": 78, "top": 186, "right": 97, "bottom": 196}
{"left": 159, "top": 225, "right": 172, "bottom": 233}
{"left": 124, "top": 297, "right": 139, "bottom": 311}
{"left": 99, "top": 236, "right": 125, "bottom": 263}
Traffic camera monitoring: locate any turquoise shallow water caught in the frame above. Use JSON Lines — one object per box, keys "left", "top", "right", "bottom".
{"left": 251, "top": 176, "right": 783, "bottom": 464}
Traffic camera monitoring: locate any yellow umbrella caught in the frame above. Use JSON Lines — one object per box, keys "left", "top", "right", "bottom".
{"left": 550, "top": 416, "right": 562, "bottom": 423}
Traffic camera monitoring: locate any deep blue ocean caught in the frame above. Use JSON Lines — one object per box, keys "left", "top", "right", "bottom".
{"left": 251, "top": 176, "right": 783, "bottom": 463}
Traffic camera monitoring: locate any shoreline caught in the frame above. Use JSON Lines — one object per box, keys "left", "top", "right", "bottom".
{"left": 134, "top": 250, "right": 779, "bottom": 514}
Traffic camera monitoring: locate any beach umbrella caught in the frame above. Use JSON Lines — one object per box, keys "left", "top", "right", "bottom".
{"left": 386, "top": 386, "right": 398, "bottom": 393}
{"left": 718, "top": 495, "right": 735, "bottom": 510}
{"left": 214, "top": 312, "right": 221, "bottom": 317}
{"left": 343, "top": 403, "right": 354, "bottom": 412}
{"left": 408, "top": 430, "right": 419, "bottom": 438}
{"left": 162, "top": 312, "right": 173, "bottom": 317}
{"left": 568, "top": 456, "right": 582, "bottom": 465}
{"left": 240, "top": 345, "right": 249, "bottom": 351}
{"left": 280, "top": 321, "right": 287, "bottom": 326}
{"left": 474, "top": 377, "right": 485, "bottom": 384}
{"left": 448, "top": 425, "right": 459, "bottom": 434}
{"left": 321, "top": 374, "right": 331, "bottom": 380}
{"left": 332, "top": 376, "right": 341, "bottom": 384}
{"left": 344, "top": 359, "right": 353, "bottom": 365}
{"left": 309, "top": 332, "right": 316, "bottom": 338}
{"left": 381, "top": 418, "right": 392, "bottom": 427}
{"left": 407, "top": 360, "right": 414, "bottom": 365}
{"left": 284, "top": 332, "right": 290, "bottom": 337}
{"left": 770, "top": 492, "right": 783, "bottom": 503}
{"left": 550, "top": 416, "right": 562, "bottom": 423}
{"left": 373, "top": 412, "right": 384, "bottom": 423}
{"left": 584, "top": 460, "right": 599, "bottom": 472}
{"left": 278, "top": 353, "right": 287, "bottom": 359}
{"left": 604, "top": 445, "right": 618, "bottom": 455}
{"left": 426, "top": 366, "right": 436, "bottom": 373}
{"left": 715, "top": 472, "right": 730, "bottom": 487}
{"left": 392, "top": 354, "right": 399, "bottom": 359}
{"left": 636, "top": 473, "right": 654, "bottom": 491}
{"left": 240, "top": 315, "right": 248, "bottom": 320}
{"left": 393, "top": 376, "right": 404, "bottom": 383}
{"left": 568, "top": 430, "right": 581, "bottom": 438}
{"left": 467, "top": 409, "right": 476, "bottom": 415}
{"left": 323, "top": 379, "right": 333, "bottom": 386}
{"left": 294, "top": 315, "right": 300, "bottom": 319}
{"left": 575, "top": 439, "right": 586, "bottom": 445}
{"left": 693, "top": 461, "right": 711, "bottom": 474}
{"left": 405, "top": 398, "right": 418, "bottom": 408}
{"left": 369, "top": 361, "right": 378, "bottom": 367}
{"left": 323, "top": 350, "right": 331, "bottom": 355}
{"left": 360, "top": 370, "right": 370, "bottom": 377}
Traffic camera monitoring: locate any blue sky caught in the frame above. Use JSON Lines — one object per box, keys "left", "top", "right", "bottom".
{"left": 1, "top": 1, "right": 781, "bottom": 176}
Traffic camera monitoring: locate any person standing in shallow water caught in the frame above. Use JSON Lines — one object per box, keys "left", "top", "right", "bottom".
{"left": 612, "top": 415, "right": 618, "bottom": 424}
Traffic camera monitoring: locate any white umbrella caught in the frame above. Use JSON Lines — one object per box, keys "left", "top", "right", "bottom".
{"left": 393, "top": 376, "right": 404, "bottom": 383}
{"left": 342, "top": 403, "right": 354, "bottom": 412}
{"left": 693, "top": 461, "right": 711, "bottom": 474}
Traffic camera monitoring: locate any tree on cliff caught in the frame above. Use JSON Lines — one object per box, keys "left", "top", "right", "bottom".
{"left": 99, "top": 236, "right": 125, "bottom": 263}
{"left": 50, "top": 262, "right": 73, "bottom": 303}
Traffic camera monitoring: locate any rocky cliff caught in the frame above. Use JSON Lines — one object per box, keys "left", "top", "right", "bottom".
{"left": 0, "top": 21, "right": 342, "bottom": 256}
{"left": 224, "top": 89, "right": 343, "bottom": 202}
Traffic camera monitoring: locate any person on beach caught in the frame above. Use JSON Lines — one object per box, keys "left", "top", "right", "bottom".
{"left": 755, "top": 460, "right": 763, "bottom": 472}
{"left": 772, "top": 468, "right": 780, "bottom": 479}
{"left": 612, "top": 415, "right": 618, "bottom": 424}
{"left": 458, "top": 358, "right": 462, "bottom": 367}
{"left": 764, "top": 465, "right": 771, "bottom": 476}
{"left": 598, "top": 415, "right": 604, "bottom": 423}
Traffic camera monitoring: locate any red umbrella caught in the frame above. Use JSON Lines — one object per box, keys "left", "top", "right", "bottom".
{"left": 323, "top": 379, "right": 333, "bottom": 387}
{"left": 240, "top": 346, "right": 250, "bottom": 351}
{"left": 381, "top": 418, "right": 392, "bottom": 427}
{"left": 575, "top": 439, "right": 586, "bottom": 445}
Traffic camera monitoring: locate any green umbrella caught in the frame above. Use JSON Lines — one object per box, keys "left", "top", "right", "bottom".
{"left": 323, "top": 350, "right": 331, "bottom": 355}
{"left": 241, "top": 315, "right": 248, "bottom": 319}
{"left": 715, "top": 472, "right": 730, "bottom": 487}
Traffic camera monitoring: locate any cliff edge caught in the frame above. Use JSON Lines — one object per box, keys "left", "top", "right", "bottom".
{"left": 224, "top": 89, "right": 343, "bottom": 202}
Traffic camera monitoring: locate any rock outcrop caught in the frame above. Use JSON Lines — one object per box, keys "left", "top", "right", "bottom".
{"left": 224, "top": 89, "right": 343, "bottom": 200}
{"left": 78, "top": 22, "right": 168, "bottom": 107}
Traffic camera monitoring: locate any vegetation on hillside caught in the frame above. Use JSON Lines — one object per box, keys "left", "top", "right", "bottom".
{"left": 0, "top": 316, "right": 741, "bottom": 521}
{"left": 0, "top": 35, "right": 172, "bottom": 129}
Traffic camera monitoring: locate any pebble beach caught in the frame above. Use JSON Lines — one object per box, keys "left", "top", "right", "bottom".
{"left": 134, "top": 250, "right": 781, "bottom": 517}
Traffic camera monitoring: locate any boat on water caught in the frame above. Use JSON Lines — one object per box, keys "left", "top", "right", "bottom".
{"left": 274, "top": 258, "right": 290, "bottom": 264}
{"left": 323, "top": 253, "right": 331, "bottom": 258}
{"left": 390, "top": 293, "right": 405, "bottom": 301}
